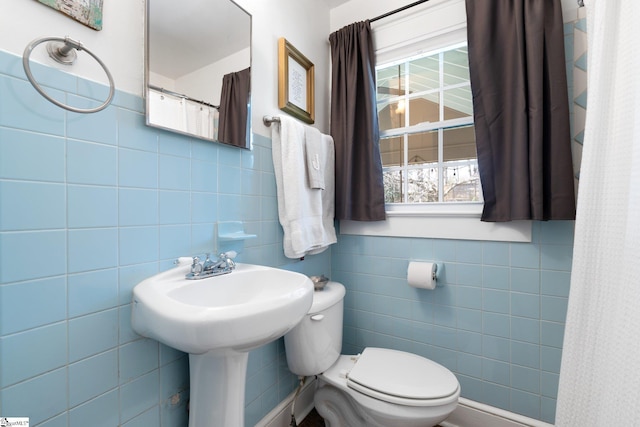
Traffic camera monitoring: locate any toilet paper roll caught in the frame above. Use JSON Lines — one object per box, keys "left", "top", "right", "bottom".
{"left": 407, "top": 261, "right": 437, "bottom": 290}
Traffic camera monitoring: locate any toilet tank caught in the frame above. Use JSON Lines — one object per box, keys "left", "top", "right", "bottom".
{"left": 284, "top": 281, "right": 346, "bottom": 376}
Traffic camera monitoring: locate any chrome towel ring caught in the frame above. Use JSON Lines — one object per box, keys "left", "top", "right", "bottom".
{"left": 22, "top": 36, "right": 115, "bottom": 114}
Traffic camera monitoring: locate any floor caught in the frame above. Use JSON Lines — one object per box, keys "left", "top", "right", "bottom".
{"left": 298, "top": 408, "right": 444, "bottom": 427}
{"left": 298, "top": 408, "right": 324, "bottom": 427}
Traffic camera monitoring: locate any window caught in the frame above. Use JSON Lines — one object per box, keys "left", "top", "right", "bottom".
{"left": 340, "top": 0, "right": 531, "bottom": 242}
{"left": 376, "top": 43, "right": 482, "bottom": 206}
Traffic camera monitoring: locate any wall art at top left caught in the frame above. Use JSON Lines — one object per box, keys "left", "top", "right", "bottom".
{"left": 37, "top": 0, "right": 104, "bottom": 31}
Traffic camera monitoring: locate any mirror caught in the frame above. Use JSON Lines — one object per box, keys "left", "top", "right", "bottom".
{"left": 145, "top": 0, "right": 251, "bottom": 148}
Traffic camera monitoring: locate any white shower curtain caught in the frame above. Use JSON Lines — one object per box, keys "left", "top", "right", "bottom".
{"left": 556, "top": 0, "right": 640, "bottom": 425}
{"left": 149, "top": 89, "right": 218, "bottom": 139}
{"left": 184, "top": 102, "right": 218, "bottom": 140}
{"left": 148, "top": 89, "right": 187, "bottom": 132}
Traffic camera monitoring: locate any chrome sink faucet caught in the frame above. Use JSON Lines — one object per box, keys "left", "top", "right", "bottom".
{"left": 186, "top": 251, "right": 237, "bottom": 280}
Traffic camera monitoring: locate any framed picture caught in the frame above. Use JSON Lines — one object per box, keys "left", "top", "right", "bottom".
{"left": 278, "top": 38, "right": 315, "bottom": 124}
{"left": 37, "top": 0, "right": 104, "bottom": 31}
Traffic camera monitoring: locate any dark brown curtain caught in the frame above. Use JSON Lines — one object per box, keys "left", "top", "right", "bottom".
{"left": 218, "top": 67, "right": 250, "bottom": 147}
{"left": 465, "top": 0, "right": 576, "bottom": 222}
{"left": 329, "top": 21, "right": 386, "bottom": 221}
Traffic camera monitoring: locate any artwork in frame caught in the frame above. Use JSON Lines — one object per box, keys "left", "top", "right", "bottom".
{"left": 278, "top": 38, "right": 315, "bottom": 124}
{"left": 37, "top": 0, "right": 104, "bottom": 31}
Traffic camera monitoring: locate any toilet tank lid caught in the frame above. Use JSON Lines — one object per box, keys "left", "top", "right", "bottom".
{"left": 347, "top": 347, "right": 459, "bottom": 402}
{"left": 309, "top": 281, "right": 345, "bottom": 313}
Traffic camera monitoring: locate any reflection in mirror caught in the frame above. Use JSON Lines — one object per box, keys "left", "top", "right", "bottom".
{"left": 145, "top": 0, "right": 251, "bottom": 148}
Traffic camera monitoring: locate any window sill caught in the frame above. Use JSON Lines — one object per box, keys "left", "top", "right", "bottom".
{"left": 339, "top": 203, "right": 532, "bottom": 242}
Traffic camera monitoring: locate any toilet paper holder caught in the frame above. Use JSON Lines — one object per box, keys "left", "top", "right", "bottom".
{"left": 407, "top": 261, "right": 443, "bottom": 290}
{"left": 432, "top": 263, "right": 442, "bottom": 281}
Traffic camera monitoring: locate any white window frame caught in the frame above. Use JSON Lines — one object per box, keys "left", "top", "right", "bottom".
{"left": 340, "top": 0, "right": 531, "bottom": 242}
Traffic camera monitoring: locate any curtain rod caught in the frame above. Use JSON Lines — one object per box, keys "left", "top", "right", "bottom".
{"left": 148, "top": 85, "right": 219, "bottom": 109}
{"left": 369, "top": 0, "right": 430, "bottom": 23}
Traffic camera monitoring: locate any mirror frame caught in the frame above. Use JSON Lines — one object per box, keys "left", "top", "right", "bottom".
{"left": 143, "top": 0, "right": 252, "bottom": 149}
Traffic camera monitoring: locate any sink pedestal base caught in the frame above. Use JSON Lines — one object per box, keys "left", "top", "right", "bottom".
{"left": 189, "top": 350, "right": 249, "bottom": 427}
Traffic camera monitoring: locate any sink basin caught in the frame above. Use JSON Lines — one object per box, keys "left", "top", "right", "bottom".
{"left": 132, "top": 263, "right": 313, "bottom": 354}
{"left": 131, "top": 262, "right": 314, "bottom": 427}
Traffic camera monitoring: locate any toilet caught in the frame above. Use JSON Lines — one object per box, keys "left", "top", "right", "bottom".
{"left": 284, "top": 281, "right": 460, "bottom": 427}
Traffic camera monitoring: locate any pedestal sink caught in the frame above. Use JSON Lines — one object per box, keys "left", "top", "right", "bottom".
{"left": 131, "top": 263, "right": 314, "bottom": 427}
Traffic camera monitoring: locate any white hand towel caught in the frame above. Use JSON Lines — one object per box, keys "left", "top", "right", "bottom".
{"left": 271, "top": 116, "right": 336, "bottom": 259}
{"left": 307, "top": 133, "right": 337, "bottom": 255}
{"left": 305, "top": 126, "right": 325, "bottom": 189}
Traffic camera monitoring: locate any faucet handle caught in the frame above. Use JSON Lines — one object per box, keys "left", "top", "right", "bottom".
{"left": 220, "top": 251, "right": 237, "bottom": 260}
{"left": 202, "top": 253, "right": 214, "bottom": 269}
{"left": 218, "top": 251, "right": 237, "bottom": 271}
{"left": 191, "top": 256, "right": 203, "bottom": 274}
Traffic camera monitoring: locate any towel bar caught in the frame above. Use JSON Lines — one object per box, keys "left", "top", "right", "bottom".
{"left": 263, "top": 115, "right": 281, "bottom": 126}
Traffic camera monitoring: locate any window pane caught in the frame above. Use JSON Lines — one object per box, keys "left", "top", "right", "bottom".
{"left": 408, "top": 54, "right": 439, "bottom": 93}
{"left": 443, "top": 162, "right": 482, "bottom": 202}
{"left": 377, "top": 43, "right": 478, "bottom": 206}
{"left": 407, "top": 167, "right": 439, "bottom": 202}
{"left": 443, "top": 125, "right": 476, "bottom": 162}
{"left": 443, "top": 46, "right": 470, "bottom": 86}
{"left": 377, "top": 63, "right": 405, "bottom": 101}
{"left": 443, "top": 87, "right": 473, "bottom": 120}
{"left": 380, "top": 136, "right": 403, "bottom": 167}
{"left": 378, "top": 100, "right": 406, "bottom": 131}
{"left": 409, "top": 92, "right": 439, "bottom": 126}
{"left": 408, "top": 130, "right": 438, "bottom": 164}
{"left": 383, "top": 169, "right": 404, "bottom": 203}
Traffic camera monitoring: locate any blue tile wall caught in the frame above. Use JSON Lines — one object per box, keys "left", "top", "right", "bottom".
{"left": 0, "top": 49, "right": 330, "bottom": 427}
{"left": 332, "top": 220, "right": 574, "bottom": 424}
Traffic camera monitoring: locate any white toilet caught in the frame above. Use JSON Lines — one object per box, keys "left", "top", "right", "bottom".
{"left": 284, "top": 281, "right": 460, "bottom": 427}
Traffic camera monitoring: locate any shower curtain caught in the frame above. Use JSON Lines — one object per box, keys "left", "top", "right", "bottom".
{"left": 148, "top": 89, "right": 187, "bottom": 132}
{"left": 556, "top": 0, "right": 640, "bottom": 425}
{"left": 148, "top": 89, "right": 218, "bottom": 139}
{"left": 185, "top": 102, "right": 218, "bottom": 140}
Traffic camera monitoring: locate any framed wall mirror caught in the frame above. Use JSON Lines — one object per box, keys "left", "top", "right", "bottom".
{"left": 145, "top": 0, "right": 252, "bottom": 149}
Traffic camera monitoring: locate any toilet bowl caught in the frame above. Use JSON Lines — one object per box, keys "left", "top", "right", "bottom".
{"left": 284, "top": 281, "right": 460, "bottom": 427}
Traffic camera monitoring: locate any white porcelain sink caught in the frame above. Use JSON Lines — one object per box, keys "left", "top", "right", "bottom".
{"left": 132, "top": 263, "right": 313, "bottom": 354}
{"left": 131, "top": 262, "right": 314, "bottom": 427}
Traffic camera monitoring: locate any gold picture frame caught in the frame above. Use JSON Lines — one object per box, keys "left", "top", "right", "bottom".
{"left": 278, "top": 38, "right": 315, "bottom": 124}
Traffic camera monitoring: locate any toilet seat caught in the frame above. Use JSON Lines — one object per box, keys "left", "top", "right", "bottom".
{"left": 346, "top": 348, "right": 459, "bottom": 407}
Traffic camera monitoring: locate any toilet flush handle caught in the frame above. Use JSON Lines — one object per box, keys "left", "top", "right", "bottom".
{"left": 310, "top": 314, "right": 324, "bottom": 321}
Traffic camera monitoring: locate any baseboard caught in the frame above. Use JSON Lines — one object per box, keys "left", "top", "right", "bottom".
{"left": 441, "top": 397, "right": 555, "bottom": 427}
{"left": 256, "top": 377, "right": 316, "bottom": 427}
{"left": 256, "top": 386, "right": 554, "bottom": 427}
